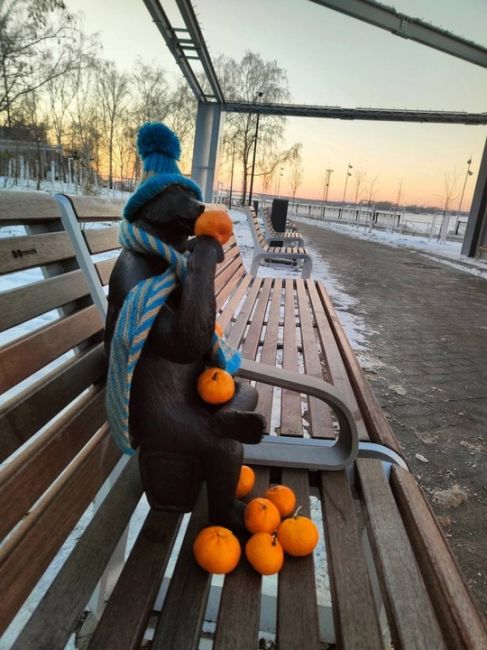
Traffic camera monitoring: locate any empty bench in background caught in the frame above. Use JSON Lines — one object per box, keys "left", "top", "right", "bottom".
{"left": 0, "top": 190, "right": 486, "bottom": 649}
{"left": 244, "top": 206, "right": 312, "bottom": 278}
{"left": 261, "top": 205, "right": 304, "bottom": 247}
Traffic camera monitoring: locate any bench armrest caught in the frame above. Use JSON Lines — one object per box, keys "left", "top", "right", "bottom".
{"left": 237, "top": 358, "right": 358, "bottom": 470}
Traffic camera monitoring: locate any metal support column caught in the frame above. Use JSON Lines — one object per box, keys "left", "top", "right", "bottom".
{"left": 191, "top": 102, "right": 223, "bottom": 202}
{"left": 462, "top": 137, "right": 487, "bottom": 257}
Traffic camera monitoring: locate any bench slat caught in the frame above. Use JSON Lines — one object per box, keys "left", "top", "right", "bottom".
{"left": 277, "top": 469, "right": 320, "bottom": 649}
{"left": 0, "top": 231, "right": 74, "bottom": 274}
{"left": 358, "top": 459, "right": 446, "bottom": 649}
{"left": 213, "top": 469, "right": 271, "bottom": 650}
{"left": 296, "top": 281, "right": 333, "bottom": 438}
{"left": 391, "top": 466, "right": 487, "bottom": 649}
{"left": 320, "top": 470, "right": 382, "bottom": 648}
{"left": 152, "top": 491, "right": 211, "bottom": 650}
{"left": 0, "top": 385, "right": 106, "bottom": 540}
{"left": 226, "top": 279, "right": 263, "bottom": 349}
{"left": 63, "top": 195, "right": 124, "bottom": 219}
{"left": 83, "top": 226, "right": 120, "bottom": 254}
{"left": 0, "top": 269, "right": 89, "bottom": 332}
{"left": 0, "top": 191, "right": 60, "bottom": 223}
{"left": 217, "top": 273, "right": 252, "bottom": 327}
{"left": 281, "top": 279, "right": 303, "bottom": 437}
{"left": 0, "top": 427, "right": 120, "bottom": 636}
{"left": 11, "top": 456, "right": 141, "bottom": 650}
{"left": 0, "top": 304, "right": 102, "bottom": 393}
{"left": 95, "top": 257, "right": 118, "bottom": 286}
{"left": 0, "top": 345, "right": 105, "bottom": 461}
{"left": 257, "top": 279, "right": 282, "bottom": 426}
{"left": 87, "top": 509, "right": 182, "bottom": 650}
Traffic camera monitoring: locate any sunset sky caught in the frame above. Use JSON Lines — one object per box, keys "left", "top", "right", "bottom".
{"left": 66, "top": 0, "right": 487, "bottom": 208}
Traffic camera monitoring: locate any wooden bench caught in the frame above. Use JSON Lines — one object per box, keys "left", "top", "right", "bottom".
{"left": 1, "top": 191, "right": 486, "bottom": 649}
{"left": 245, "top": 207, "right": 313, "bottom": 278}
{"left": 261, "top": 206, "right": 304, "bottom": 247}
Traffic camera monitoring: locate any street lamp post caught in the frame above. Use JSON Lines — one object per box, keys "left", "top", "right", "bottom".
{"left": 276, "top": 166, "right": 284, "bottom": 197}
{"left": 248, "top": 91, "right": 263, "bottom": 206}
{"left": 229, "top": 137, "right": 236, "bottom": 208}
{"left": 321, "top": 168, "right": 334, "bottom": 219}
{"left": 342, "top": 163, "right": 353, "bottom": 207}
{"left": 455, "top": 157, "right": 474, "bottom": 235}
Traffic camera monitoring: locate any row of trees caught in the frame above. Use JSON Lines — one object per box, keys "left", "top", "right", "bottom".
{"left": 1, "top": 0, "right": 303, "bottom": 200}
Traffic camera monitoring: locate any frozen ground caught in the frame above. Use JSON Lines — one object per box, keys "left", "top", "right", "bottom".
{"left": 292, "top": 215, "right": 487, "bottom": 281}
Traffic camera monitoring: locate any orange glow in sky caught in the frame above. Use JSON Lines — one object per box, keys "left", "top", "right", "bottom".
{"left": 66, "top": 0, "right": 487, "bottom": 208}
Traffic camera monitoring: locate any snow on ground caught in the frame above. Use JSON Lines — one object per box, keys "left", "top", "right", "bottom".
{"left": 293, "top": 215, "right": 487, "bottom": 280}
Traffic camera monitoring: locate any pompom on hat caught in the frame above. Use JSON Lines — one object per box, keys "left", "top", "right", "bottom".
{"left": 123, "top": 122, "right": 202, "bottom": 221}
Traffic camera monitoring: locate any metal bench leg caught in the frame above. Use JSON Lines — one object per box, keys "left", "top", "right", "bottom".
{"left": 302, "top": 256, "right": 313, "bottom": 279}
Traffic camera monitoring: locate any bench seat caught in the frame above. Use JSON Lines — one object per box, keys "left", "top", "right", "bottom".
{"left": 0, "top": 192, "right": 485, "bottom": 649}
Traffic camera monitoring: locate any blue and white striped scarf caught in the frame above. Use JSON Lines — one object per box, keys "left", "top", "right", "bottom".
{"left": 106, "top": 221, "right": 241, "bottom": 455}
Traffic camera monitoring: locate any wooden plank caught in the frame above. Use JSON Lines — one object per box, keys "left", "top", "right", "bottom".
{"left": 307, "top": 281, "right": 369, "bottom": 441}
{"left": 151, "top": 491, "right": 211, "bottom": 650}
{"left": 320, "top": 470, "right": 382, "bottom": 649}
{"left": 215, "top": 266, "right": 246, "bottom": 313}
{"left": 11, "top": 456, "right": 141, "bottom": 650}
{"left": 257, "top": 279, "right": 282, "bottom": 425}
{"left": 0, "top": 304, "right": 102, "bottom": 393}
{"left": 95, "top": 257, "right": 117, "bottom": 285}
{"left": 241, "top": 277, "right": 272, "bottom": 358}
{"left": 296, "top": 281, "right": 333, "bottom": 439}
{"left": 0, "top": 344, "right": 106, "bottom": 461}
{"left": 215, "top": 254, "right": 243, "bottom": 296}
{"left": 315, "top": 282, "right": 402, "bottom": 454}
{"left": 213, "top": 469, "right": 271, "bottom": 650}
{"left": 217, "top": 273, "right": 251, "bottom": 323}
{"left": 0, "top": 427, "right": 121, "bottom": 636}
{"left": 226, "top": 279, "right": 263, "bottom": 350}
{"left": 0, "top": 231, "right": 74, "bottom": 274}
{"left": 391, "top": 467, "right": 487, "bottom": 649}
{"left": 357, "top": 459, "right": 446, "bottom": 649}
{"left": 83, "top": 226, "right": 120, "bottom": 254}
{"left": 88, "top": 509, "right": 182, "bottom": 650}
{"left": 281, "top": 279, "right": 303, "bottom": 437}
{"left": 64, "top": 195, "right": 124, "bottom": 219}
{"left": 277, "top": 469, "right": 320, "bottom": 649}
{"left": 0, "top": 386, "right": 106, "bottom": 541}
{"left": 0, "top": 191, "right": 60, "bottom": 223}
{"left": 0, "top": 269, "right": 89, "bottom": 332}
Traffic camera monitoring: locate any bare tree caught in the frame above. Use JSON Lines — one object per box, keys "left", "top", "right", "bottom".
{"left": 438, "top": 170, "right": 459, "bottom": 242}
{"left": 131, "top": 59, "right": 170, "bottom": 124}
{"left": 216, "top": 51, "right": 295, "bottom": 203}
{"left": 97, "top": 62, "right": 130, "bottom": 189}
{"left": 353, "top": 169, "right": 367, "bottom": 205}
{"left": 0, "top": 1, "right": 90, "bottom": 126}
{"left": 288, "top": 145, "right": 304, "bottom": 209}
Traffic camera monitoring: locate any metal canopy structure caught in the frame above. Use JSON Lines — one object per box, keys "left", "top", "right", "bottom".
{"left": 142, "top": 0, "right": 487, "bottom": 256}
{"left": 309, "top": 0, "right": 487, "bottom": 69}
{"left": 223, "top": 102, "right": 487, "bottom": 125}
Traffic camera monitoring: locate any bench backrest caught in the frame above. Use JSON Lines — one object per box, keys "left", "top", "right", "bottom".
{"left": 0, "top": 192, "right": 124, "bottom": 633}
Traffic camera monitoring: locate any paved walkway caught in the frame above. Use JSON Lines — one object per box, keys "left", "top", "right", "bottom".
{"left": 298, "top": 220, "right": 487, "bottom": 616}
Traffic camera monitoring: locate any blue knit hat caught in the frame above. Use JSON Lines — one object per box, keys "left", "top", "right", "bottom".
{"left": 123, "top": 122, "right": 203, "bottom": 221}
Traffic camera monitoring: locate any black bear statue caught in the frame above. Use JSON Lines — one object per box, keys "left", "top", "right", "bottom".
{"left": 105, "top": 122, "right": 265, "bottom": 531}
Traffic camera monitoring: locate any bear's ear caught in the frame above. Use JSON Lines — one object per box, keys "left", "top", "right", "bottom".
{"left": 135, "top": 185, "right": 204, "bottom": 228}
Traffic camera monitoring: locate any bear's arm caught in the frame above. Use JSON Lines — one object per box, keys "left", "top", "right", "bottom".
{"left": 146, "top": 236, "right": 222, "bottom": 363}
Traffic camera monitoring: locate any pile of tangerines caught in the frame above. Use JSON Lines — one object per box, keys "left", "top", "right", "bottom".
{"left": 193, "top": 465, "right": 319, "bottom": 576}
{"left": 192, "top": 209, "right": 319, "bottom": 575}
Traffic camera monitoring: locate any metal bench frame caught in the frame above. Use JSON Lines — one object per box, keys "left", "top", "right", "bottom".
{"left": 244, "top": 207, "right": 312, "bottom": 278}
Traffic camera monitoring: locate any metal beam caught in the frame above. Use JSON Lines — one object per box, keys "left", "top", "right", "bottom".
{"left": 462, "top": 137, "right": 487, "bottom": 257}
{"left": 143, "top": 0, "right": 223, "bottom": 102}
{"left": 309, "top": 0, "right": 487, "bottom": 68}
{"left": 175, "top": 0, "right": 224, "bottom": 102}
{"left": 223, "top": 101, "right": 487, "bottom": 125}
